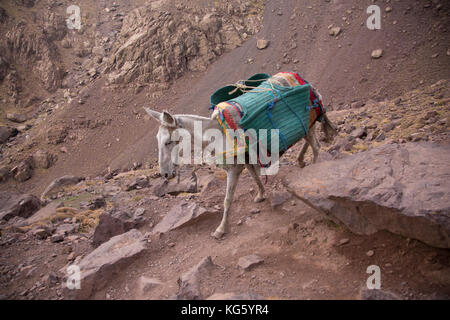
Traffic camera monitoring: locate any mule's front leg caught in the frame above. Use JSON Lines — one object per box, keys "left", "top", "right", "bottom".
{"left": 212, "top": 165, "right": 244, "bottom": 239}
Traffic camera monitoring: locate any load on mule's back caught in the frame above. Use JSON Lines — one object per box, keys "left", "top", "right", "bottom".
{"left": 209, "top": 71, "right": 337, "bottom": 167}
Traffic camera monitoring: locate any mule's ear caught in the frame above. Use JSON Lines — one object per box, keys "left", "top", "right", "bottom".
{"left": 161, "top": 110, "right": 177, "bottom": 127}
{"left": 144, "top": 108, "right": 161, "bottom": 122}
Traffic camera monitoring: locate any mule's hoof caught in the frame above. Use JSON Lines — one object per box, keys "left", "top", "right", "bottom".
{"left": 211, "top": 230, "right": 225, "bottom": 240}
{"left": 298, "top": 161, "right": 306, "bottom": 168}
{"left": 254, "top": 196, "right": 265, "bottom": 203}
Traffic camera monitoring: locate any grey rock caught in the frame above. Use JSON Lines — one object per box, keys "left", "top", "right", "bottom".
{"left": 256, "top": 39, "right": 269, "bottom": 50}
{"left": 350, "top": 127, "right": 367, "bottom": 139}
{"left": 237, "top": 255, "right": 264, "bottom": 270}
{"left": 270, "top": 191, "right": 291, "bottom": 208}
{"left": 177, "top": 256, "right": 215, "bottom": 300}
{"left": 134, "top": 208, "right": 146, "bottom": 217}
{"left": 51, "top": 233, "right": 64, "bottom": 243}
{"left": 371, "top": 49, "right": 383, "bottom": 59}
{"left": 329, "top": 27, "right": 341, "bottom": 37}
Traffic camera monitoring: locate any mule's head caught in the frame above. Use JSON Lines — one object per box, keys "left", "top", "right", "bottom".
{"left": 144, "top": 108, "right": 179, "bottom": 179}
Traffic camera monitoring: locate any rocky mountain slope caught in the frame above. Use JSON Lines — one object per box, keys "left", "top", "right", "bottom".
{"left": 0, "top": 0, "right": 449, "bottom": 300}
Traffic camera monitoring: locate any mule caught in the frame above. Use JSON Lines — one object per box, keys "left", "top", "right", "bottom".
{"left": 145, "top": 98, "right": 336, "bottom": 239}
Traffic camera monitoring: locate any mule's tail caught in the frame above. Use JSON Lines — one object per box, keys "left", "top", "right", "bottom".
{"left": 320, "top": 113, "right": 338, "bottom": 143}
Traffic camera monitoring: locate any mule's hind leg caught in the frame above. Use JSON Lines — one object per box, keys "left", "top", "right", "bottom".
{"left": 212, "top": 164, "right": 244, "bottom": 239}
{"left": 309, "top": 128, "right": 320, "bottom": 164}
{"left": 297, "top": 139, "right": 310, "bottom": 168}
{"left": 298, "top": 126, "right": 320, "bottom": 167}
{"left": 245, "top": 164, "right": 265, "bottom": 203}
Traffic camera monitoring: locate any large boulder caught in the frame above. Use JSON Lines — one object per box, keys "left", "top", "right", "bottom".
{"left": 0, "top": 191, "right": 41, "bottom": 221}
{"left": 281, "top": 142, "right": 450, "bottom": 248}
{"left": 64, "top": 229, "right": 146, "bottom": 299}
